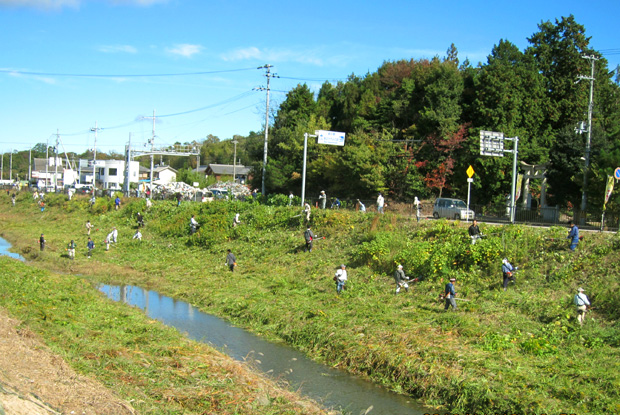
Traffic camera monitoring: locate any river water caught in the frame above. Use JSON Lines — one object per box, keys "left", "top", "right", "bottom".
{"left": 99, "top": 284, "right": 426, "bottom": 415}
{"left": 0, "top": 237, "right": 426, "bottom": 415}
{"left": 0, "top": 237, "right": 25, "bottom": 261}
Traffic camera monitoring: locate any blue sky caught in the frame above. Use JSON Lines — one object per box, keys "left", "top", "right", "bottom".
{"left": 1, "top": 0, "right": 619, "bottom": 156}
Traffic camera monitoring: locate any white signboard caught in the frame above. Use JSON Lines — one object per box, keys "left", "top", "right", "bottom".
{"left": 480, "top": 130, "right": 505, "bottom": 157}
{"left": 316, "top": 130, "right": 346, "bottom": 146}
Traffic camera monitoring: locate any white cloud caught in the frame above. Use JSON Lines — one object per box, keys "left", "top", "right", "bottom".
{"left": 221, "top": 46, "right": 326, "bottom": 66}
{"left": 167, "top": 44, "right": 203, "bottom": 58}
{"left": 5, "top": 69, "right": 56, "bottom": 84}
{"left": 98, "top": 45, "right": 138, "bottom": 54}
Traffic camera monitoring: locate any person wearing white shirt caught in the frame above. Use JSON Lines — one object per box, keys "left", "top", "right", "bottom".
{"left": 334, "top": 264, "right": 348, "bottom": 294}
{"left": 574, "top": 287, "right": 591, "bottom": 326}
{"left": 377, "top": 193, "right": 385, "bottom": 214}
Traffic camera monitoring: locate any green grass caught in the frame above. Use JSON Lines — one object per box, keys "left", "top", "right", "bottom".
{"left": 1, "top": 191, "right": 620, "bottom": 413}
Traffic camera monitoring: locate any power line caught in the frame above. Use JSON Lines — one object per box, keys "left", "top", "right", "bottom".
{"left": 279, "top": 75, "right": 347, "bottom": 82}
{"left": 0, "top": 67, "right": 258, "bottom": 78}
{"left": 157, "top": 90, "right": 255, "bottom": 118}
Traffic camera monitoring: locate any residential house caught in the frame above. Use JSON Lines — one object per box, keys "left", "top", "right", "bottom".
{"left": 203, "top": 164, "right": 252, "bottom": 183}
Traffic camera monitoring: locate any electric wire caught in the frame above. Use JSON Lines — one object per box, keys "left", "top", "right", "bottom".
{"left": 0, "top": 67, "right": 259, "bottom": 78}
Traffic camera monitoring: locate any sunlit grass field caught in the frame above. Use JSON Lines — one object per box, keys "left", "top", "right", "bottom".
{"left": 1, "top": 190, "right": 619, "bottom": 413}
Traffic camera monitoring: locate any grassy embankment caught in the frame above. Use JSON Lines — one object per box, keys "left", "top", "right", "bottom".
{"left": 0, "top": 195, "right": 329, "bottom": 414}
{"left": 1, "top": 191, "right": 620, "bottom": 413}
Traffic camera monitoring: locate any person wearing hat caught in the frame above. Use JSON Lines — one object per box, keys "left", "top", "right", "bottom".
{"left": 444, "top": 278, "right": 457, "bottom": 310}
{"left": 501, "top": 258, "right": 516, "bottom": 291}
{"left": 574, "top": 287, "right": 591, "bottom": 326}
{"left": 319, "top": 191, "right": 327, "bottom": 209}
{"left": 393, "top": 264, "right": 409, "bottom": 294}
{"left": 304, "top": 226, "right": 314, "bottom": 252}
{"left": 334, "top": 264, "right": 348, "bottom": 294}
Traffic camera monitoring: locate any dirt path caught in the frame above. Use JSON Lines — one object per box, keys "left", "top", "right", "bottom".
{"left": 0, "top": 307, "right": 135, "bottom": 415}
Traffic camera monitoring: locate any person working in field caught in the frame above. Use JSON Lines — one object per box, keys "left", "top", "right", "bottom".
{"left": 304, "top": 226, "right": 314, "bottom": 252}
{"left": 190, "top": 215, "right": 200, "bottom": 235}
{"left": 567, "top": 221, "right": 579, "bottom": 251}
{"left": 334, "top": 264, "right": 348, "bottom": 294}
{"left": 226, "top": 249, "right": 237, "bottom": 272}
{"left": 468, "top": 219, "right": 484, "bottom": 244}
{"left": 574, "top": 287, "right": 591, "bottom": 326}
{"left": 66, "top": 240, "right": 76, "bottom": 260}
{"left": 304, "top": 202, "right": 311, "bottom": 222}
{"left": 87, "top": 237, "right": 95, "bottom": 258}
{"left": 444, "top": 278, "right": 457, "bottom": 310}
{"left": 393, "top": 264, "right": 409, "bottom": 294}
{"left": 85, "top": 220, "right": 94, "bottom": 236}
{"left": 501, "top": 258, "right": 516, "bottom": 291}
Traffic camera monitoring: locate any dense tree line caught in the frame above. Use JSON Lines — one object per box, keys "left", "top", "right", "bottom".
{"left": 244, "top": 15, "right": 620, "bottom": 210}
{"left": 5, "top": 16, "right": 618, "bottom": 212}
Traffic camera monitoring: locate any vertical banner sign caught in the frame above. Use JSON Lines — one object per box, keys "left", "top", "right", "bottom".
{"left": 604, "top": 175, "right": 614, "bottom": 210}
{"left": 515, "top": 174, "right": 523, "bottom": 202}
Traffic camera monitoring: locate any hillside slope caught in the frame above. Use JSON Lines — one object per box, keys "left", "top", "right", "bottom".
{"left": 1, "top": 191, "right": 619, "bottom": 413}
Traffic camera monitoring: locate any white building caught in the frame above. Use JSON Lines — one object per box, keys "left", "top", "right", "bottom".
{"left": 78, "top": 159, "right": 140, "bottom": 189}
{"left": 32, "top": 157, "right": 76, "bottom": 188}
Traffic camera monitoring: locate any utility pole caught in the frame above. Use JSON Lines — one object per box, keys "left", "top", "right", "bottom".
{"left": 232, "top": 139, "right": 238, "bottom": 183}
{"left": 54, "top": 130, "right": 59, "bottom": 191}
{"left": 90, "top": 122, "right": 100, "bottom": 189}
{"left": 28, "top": 147, "right": 32, "bottom": 183}
{"left": 1, "top": 153, "right": 3, "bottom": 181}
{"left": 578, "top": 55, "right": 598, "bottom": 222}
{"left": 124, "top": 133, "right": 132, "bottom": 196}
{"left": 45, "top": 139, "right": 49, "bottom": 189}
{"left": 257, "top": 64, "right": 278, "bottom": 196}
{"left": 142, "top": 111, "right": 157, "bottom": 192}
{"left": 9, "top": 151, "right": 12, "bottom": 182}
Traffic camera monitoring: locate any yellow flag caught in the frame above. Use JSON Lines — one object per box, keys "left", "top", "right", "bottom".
{"left": 515, "top": 174, "right": 523, "bottom": 202}
{"left": 604, "top": 175, "right": 614, "bottom": 210}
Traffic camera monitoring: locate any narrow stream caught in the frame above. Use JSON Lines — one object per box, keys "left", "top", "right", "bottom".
{"left": 99, "top": 284, "right": 427, "bottom": 415}
{"left": 0, "top": 238, "right": 426, "bottom": 414}
{"left": 0, "top": 237, "right": 25, "bottom": 261}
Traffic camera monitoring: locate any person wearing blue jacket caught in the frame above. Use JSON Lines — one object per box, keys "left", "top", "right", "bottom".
{"left": 502, "top": 258, "right": 516, "bottom": 291}
{"left": 444, "top": 278, "right": 457, "bottom": 310}
{"left": 567, "top": 221, "right": 579, "bottom": 251}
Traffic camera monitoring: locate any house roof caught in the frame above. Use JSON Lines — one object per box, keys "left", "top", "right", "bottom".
{"left": 154, "top": 166, "right": 177, "bottom": 173}
{"left": 138, "top": 165, "right": 177, "bottom": 174}
{"left": 207, "top": 164, "right": 251, "bottom": 176}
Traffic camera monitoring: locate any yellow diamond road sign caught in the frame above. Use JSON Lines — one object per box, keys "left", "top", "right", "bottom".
{"left": 466, "top": 165, "right": 475, "bottom": 178}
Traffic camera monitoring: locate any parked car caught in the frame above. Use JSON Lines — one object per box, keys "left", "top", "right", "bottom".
{"left": 432, "top": 197, "right": 475, "bottom": 220}
{"left": 210, "top": 188, "right": 229, "bottom": 199}
{"left": 74, "top": 184, "right": 94, "bottom": 194}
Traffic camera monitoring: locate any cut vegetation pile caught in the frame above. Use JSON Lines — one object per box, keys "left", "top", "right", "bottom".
{"left": 1, "top": 191, "right": 619, "bottom": 413}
